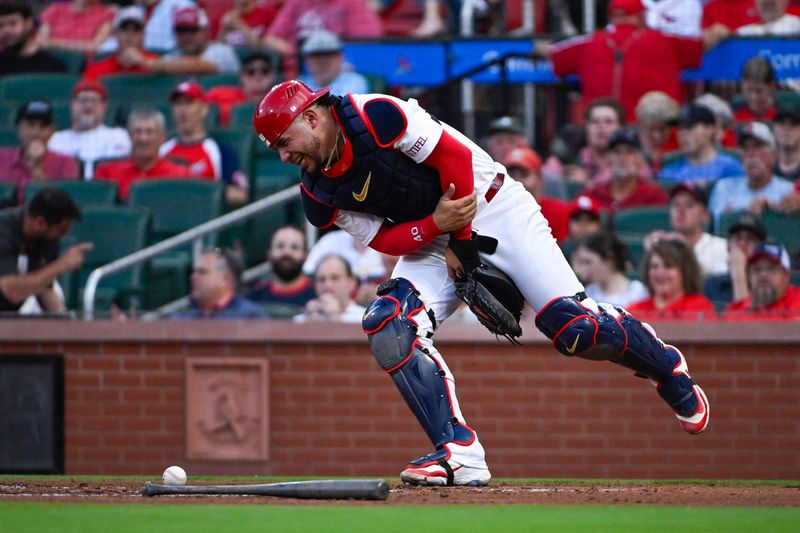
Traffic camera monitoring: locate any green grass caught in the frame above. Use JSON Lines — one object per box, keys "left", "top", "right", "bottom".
{"left": 0, "top": 502, "right": 797, "bottom": 532}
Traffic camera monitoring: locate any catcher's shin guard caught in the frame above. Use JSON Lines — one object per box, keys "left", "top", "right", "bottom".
{"left": 362, "top": 278, "right": 456, "bottom": 448}
{"left": 534, "top": 295, "right": 678, "bottom": 382}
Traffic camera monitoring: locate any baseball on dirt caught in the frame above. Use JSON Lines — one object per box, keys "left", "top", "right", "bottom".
{"left": 162, "top": 465, "right": 187, "bottom": 486}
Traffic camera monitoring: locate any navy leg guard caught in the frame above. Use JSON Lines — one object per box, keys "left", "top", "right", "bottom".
{"left": 534, "top": 295, "right": 679, "bottom": 383}
{"left": 363, "top": 278, "right": 456, "bottom": 448}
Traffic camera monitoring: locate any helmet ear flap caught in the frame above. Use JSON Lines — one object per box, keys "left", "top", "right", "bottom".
{"left": 254, "top": 80, "right": 331, "bottom": 146}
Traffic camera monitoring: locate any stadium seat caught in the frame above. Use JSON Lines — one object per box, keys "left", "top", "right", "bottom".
{"left": 0, "top": 182, "right": 16, "bottom": 208}
{"left": 48, "top": 49, "right": 87, "bottom": 75}
{"left": 716, "top": 209, "right": 750, "bottom": 237}
{"left": 23, "top": 180, "right": 118, "bottom": 209}
{"left": 66, "top": 207, "right": 149, "bottom": 312}
{"left": 228, "top": 102, "right": 258, "bottom": 129}
{"left": 612, "top": 206, "right": 670, "bottom": 236}
{"left": 363, "top": 72, "right": 387, "bottom": 93}
{"left": 100, "top": 74, "right": 184, "bottom": 106}
{"left": 128, "top": 179, "right": 223, "bottom": 308}
{"left": 198, "top": 73, "right": 240, "bottom": 90}
{"left": 563, "top": 181, "right": 585, "bottom": 200}
{"left": 0, "top": 73, "right": 79, "bottom": 103}
{"left": 114, "top": 102, "right": 219, "bottom": 132}
{"left": 762, "top": 208, "right": 800, "bottom": 255}
{"left": 0, "top": 128, "right": 16, "bottom": 146}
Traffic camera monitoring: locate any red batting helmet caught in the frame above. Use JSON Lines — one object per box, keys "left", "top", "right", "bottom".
{"left": 253, "top": 80, "right": 331, "bottom": 147}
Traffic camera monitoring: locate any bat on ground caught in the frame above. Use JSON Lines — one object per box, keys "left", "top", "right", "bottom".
{"left": 141, "top": 479, "right": 390, "bottom": 500}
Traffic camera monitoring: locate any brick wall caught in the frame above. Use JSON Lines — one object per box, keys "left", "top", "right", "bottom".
{"left": 1, "top": 319, "right": 798, "bottom": 479}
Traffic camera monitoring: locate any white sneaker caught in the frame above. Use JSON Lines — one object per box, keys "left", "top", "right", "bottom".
{"left": 400, "top": 427, "right": 491, "bottom": 486}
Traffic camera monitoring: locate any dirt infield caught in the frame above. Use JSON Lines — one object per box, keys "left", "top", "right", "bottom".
{"left": 1, "top": 479, "right": 798, "bottom": 506}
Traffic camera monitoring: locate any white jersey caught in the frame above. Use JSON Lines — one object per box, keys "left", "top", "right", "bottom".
{"left": 327, "top": 93, "right": 583, "bottom": 320}
{"left": 643, "top": 0, "right": 702, "bottom": 38}
{"left": 49, "top": 125, "right": 132, "bottom": 179}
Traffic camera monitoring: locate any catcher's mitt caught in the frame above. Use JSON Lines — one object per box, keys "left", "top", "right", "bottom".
{"left": 454, "top": 264, "right": 524, "bottom": 344}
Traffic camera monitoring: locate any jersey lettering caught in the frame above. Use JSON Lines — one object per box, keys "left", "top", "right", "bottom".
{"left": 411, "top": 226, "right": 423, "bottom": 242}
{"left": 406, "top": 136, "right": 427, "bottom": 157}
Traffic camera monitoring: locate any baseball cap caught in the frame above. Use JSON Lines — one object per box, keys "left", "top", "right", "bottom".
{"left": 669, "top": 181, "right": 708, "bottom": 207}
{"left": 775, "top": 100, "right": 800, "bottom": 124}
{"left": 607, "top": 128, "right": 641, "bottom": 150}
{"left": 608, "top": 0, "right": 645, "bottom": 16}
{"left": 114, "top": 5, "right": 145, "bottom": 29}
{"left": 569, "top": 195, "right": 601, "bottom": 220}
{"left": 671, "top": 103, "right": 715, "bottom": 128}
{"left": 503, "top": 147, "right": 541, "bottom": 172}
{"left": 737, "top": 121, "right": 776, "bottom": 149}
{"left": 301, "top": 30, "right": 342, "bottom": 55}
{"left": 71, "top": 78, "right": 107, "bottom": 100}
{"left": 173, "top": 6, "right": 208, "bottom": 30}
{"left": 748, "top": 242, "right": 791, "bottom": 271}
{"left": 15, "top": 100, "right": 53, "bottom": 125}
{"left": 242, "top": 50, "right": 274, "bottom": 69}
{"left": 488, "top": 116, "right": 523, "bottom": 135}
{"left": 170, "top": 80, "right": 205, "bottom": 102}
{"left": 728, "top": 212, "right": 767, "bottom": 240}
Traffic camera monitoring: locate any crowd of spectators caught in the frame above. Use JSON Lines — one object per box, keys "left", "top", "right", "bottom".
{"left": 0, "top": 0, "right": 799, "bottom": 322}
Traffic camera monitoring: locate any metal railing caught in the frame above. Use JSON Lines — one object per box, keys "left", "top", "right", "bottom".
{"left": 82, "top": 185, "right": 299, "bottom": 320}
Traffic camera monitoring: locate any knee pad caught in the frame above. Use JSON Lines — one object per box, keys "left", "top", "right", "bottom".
{"left": 534, "top": 295, "right": 626, "bottom": 361}
{"left": 535, "top": 295, "right": 678, "bottom": 382}
{"left": 362, "top": 278, "right": 455, "bottom": 447}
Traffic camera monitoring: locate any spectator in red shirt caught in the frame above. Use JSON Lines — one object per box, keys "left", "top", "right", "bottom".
{"left": 538, "top": 0, "right": 703, "bottom": 122}
{"left": 160, "top": 81, "right": 249, "bottom": 205}
{"left": 37, "top": 0, "right": 114, "bottom": 53}
{"left": 94, "top": 108, "right": 188, "bottom": 201}
{"left": 84, "top": 7, "right": 159, "bottom": 80}
{"left": 627, "top": 239, "right": 717, "bottom": 319}
{"left": 724, "top": 242, "right": 800, "bottom": 319}
{"left": 702, "top": 0, "right": 760, "bottom": 49}
{"left": 735, "top": 56, "right": 778, "bottom": 123}
{"left": 0, "top": 101, "right": 79, "bottom": 204}
{"left": 581, "top": 128, "right": 667, "bottom": 215}
{"left": 502, "top": 146, "right": 570, "bottom": 243}
{"left": 205, "top": 50, "right": 278, "bottom": 127}
{"left": 262, "top": 0, "right": 384, "bottom": 55}
{"left": 219, "top": 0, "right": 279, "bottom": 47}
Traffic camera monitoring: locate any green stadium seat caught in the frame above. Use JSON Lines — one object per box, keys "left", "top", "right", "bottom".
{"left": 612, "top": 206, "right": 670, "bottom": 236}
{"left": 363, "top": 72, "right": 387, "bottom": 93}
{"left": 0, "top": 128, "right": 17, "bottom": 146}
{"left": 228, "top": 102, "right": 258, "bottom": 129}
{"left": 198, "top": 73, "right": 240, "bottom": 90}
{"left": 0, "top": 182, "right": 16, "bottom": 208}
{"left": 563, "top": 180, "right": 586, "bottom": 201}
{"left": 100, "top": 73, "right": 184, "bottom": 105}
{"left": 716, "top": 209, "right": 750, "bottom": 237}
{"left": 23, "top": 180, "right": 118, "bottom": 209}
{"left": 114, "top": 101, "right": 219, "bottom": 133}
{"left": 0, "top": 73, "right": 79, "bottom": 103}
{"left": 48, "top": 49, "right": 87, "bottom": 75}
{"left": 762, "top": 208, "right": 800, "bottom": 255}
{"left": 66, "top": 207, "right": 149, "bottom": 312}
{"left": 128, "top": 179, "right": 224, "bottom": 308}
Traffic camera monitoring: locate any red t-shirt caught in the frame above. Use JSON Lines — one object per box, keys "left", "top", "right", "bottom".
{"left": 734, "top": 105, "right": 778, "bottom": 123}
{"left": 550, "top": 24, "right": 703, "bottom": 122}
{"left": 94, "top": 158, "right": 189, "bottom": 200}
{"left": 84, "top": 51, "right": 159, "bottom": 79}
{"left": 205, "top": 86, "right": 247, "bottom": 126}
{"left": 581, "top": 177, "right": 669, "bottom": 214}
{"left": 723, "top": 285, "right": 800, "bottom": 320}
{"left": 538, "top": 197, "right": 571, "bottom": 243}
{"left": 40, "top": 3, "right": 114, "bottom": 43}
{"left": 702, "top": 0, "right": 759, "bottom": 29}
{"left": 626, "top": 293, "right": 716, "bottom": 320}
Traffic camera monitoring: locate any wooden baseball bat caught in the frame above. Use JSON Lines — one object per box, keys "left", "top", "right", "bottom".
{"left": 142, "top": 479, "right": 390, "bottom": 500}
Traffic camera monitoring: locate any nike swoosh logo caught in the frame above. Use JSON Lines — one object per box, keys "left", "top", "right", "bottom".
{"left": 566, "top": 335, "right": 580, "bottom": 354}
{"left": 352, "top": 172, "right": 372, "bottom": 202}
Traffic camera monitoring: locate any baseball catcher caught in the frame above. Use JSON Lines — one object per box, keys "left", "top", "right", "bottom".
{"left": 253, "top": 79, "right": 710, "bottom": 487}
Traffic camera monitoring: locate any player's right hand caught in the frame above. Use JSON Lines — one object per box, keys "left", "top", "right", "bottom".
{"left": 433, "top": 184, "right": 477, "bottom": 233}
{"left": 59, "top": 242, "right": 94, "bottom": 271}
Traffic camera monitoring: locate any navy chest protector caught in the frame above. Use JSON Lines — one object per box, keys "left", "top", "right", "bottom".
{"left": 301, "top": 96, "right": 443, "bottom": 227}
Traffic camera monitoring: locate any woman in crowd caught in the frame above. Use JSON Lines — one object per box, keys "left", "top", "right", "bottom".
{"left": 570, "top": 231, "right": 649, "bottom": 308}
{"left": 627, "top": 239, "right": 716, "bottom": 319}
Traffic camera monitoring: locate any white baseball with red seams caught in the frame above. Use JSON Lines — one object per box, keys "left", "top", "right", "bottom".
{"left": 162, "top": 465, "right": 187, "bottom": 486}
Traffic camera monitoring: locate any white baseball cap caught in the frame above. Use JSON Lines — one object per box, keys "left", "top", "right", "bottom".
{"left": 738, "top": 121, "right": 776, "bottom": 149}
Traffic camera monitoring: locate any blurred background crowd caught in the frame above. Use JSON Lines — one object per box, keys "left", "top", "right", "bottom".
{"left": 1, "top": 0, "right": 799, "bottom": 322}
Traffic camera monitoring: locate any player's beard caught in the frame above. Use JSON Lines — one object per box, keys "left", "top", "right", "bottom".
{"left": 751, "top": 282, "right": 778, "bottom": 309}
{"left": 272, "top": 257, "right": 304, "bottom": 282}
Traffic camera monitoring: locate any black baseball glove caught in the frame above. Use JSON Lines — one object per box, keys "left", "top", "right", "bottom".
{"left": 454, "top": 264, "right": 524, "bottom": 344}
